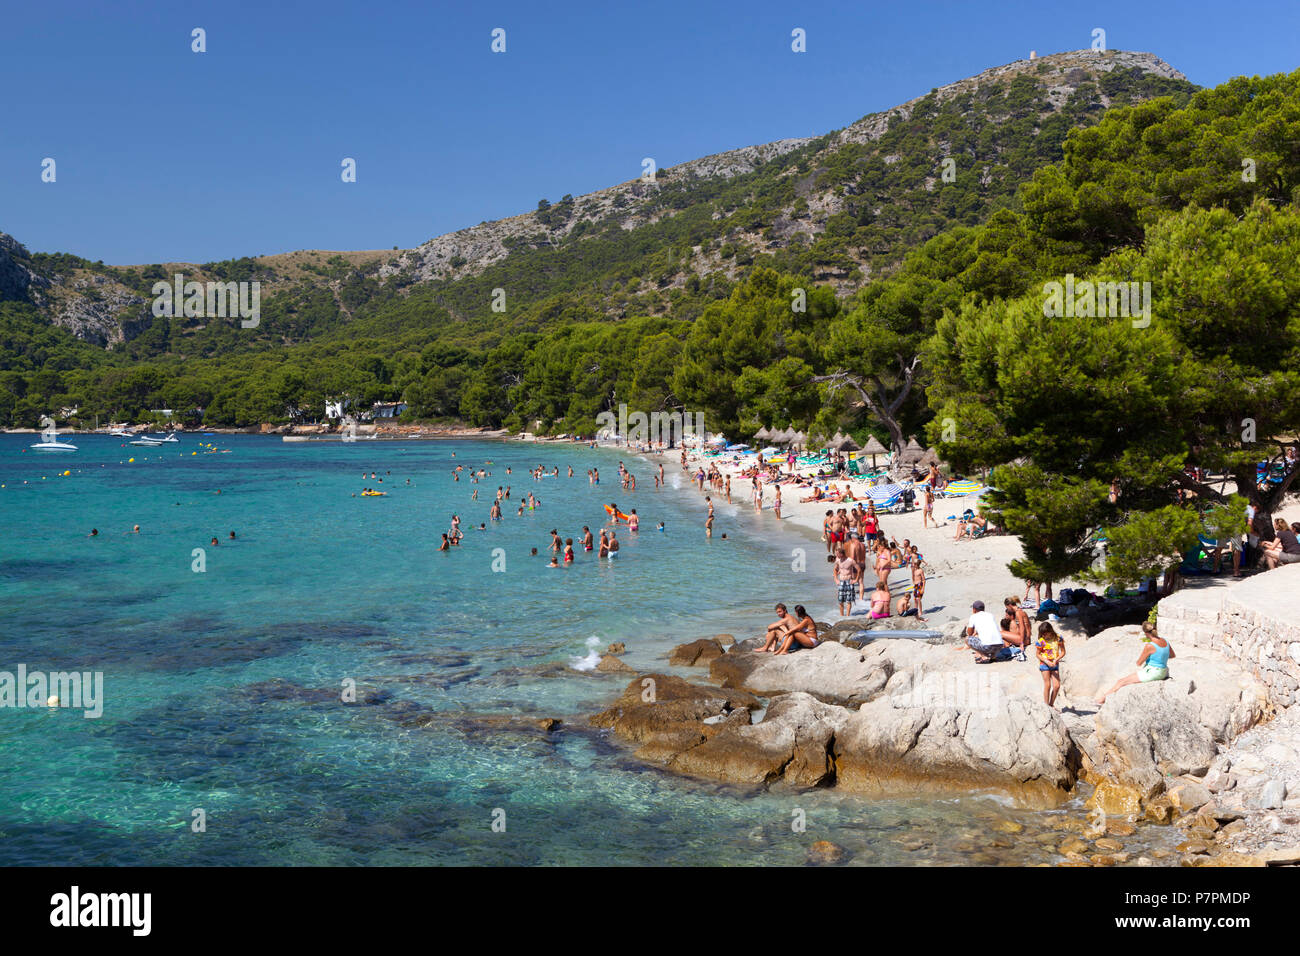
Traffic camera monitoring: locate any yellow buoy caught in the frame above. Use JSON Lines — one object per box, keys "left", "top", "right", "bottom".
{"left": 128, "top": 457, "right": 135, "bottom": 462}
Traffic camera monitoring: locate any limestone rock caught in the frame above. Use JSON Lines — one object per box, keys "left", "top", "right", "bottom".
{"left": 1090, "top": 681, "right": 1218, "bottom": 800}
{"left": 807, "top": 840, "right": 848, "bottom": 865}
{"left": 710, "top": 638, "right": 930, "bottom": 707}
{"left": 589, "top": 673, "right": 760, "bottom": 744}
{"left": 834, "top": 690, "right": 1077, "bottom": 807}
{"left": 668, "top": 692, "right": 851, "bottom": 787}
{"left": 595, "top": 654, "right": 633, "bottom": 673}
{"left": 1167, "top": 780, "right": 1213, "bottom": 814}
{"left": 668, "top": 638, "right": 725, "bottom": 667}
{"left": 1256, "top": 778, "right": 1287, "bottom": 810}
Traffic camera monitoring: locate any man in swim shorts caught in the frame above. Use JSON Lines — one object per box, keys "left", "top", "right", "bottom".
{"left": 832, "top": 547, "right": 860, "bottom": 616}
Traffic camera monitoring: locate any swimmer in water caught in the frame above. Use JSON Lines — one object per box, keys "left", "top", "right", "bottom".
{"left": 548, "top": 555, "right": 559, "bottom": 568}
{"left": 439, "top": 534, "right": 450, "bottom": 551}
{"left": 229, "top": 531, "right": 236, "bottom": 540}
{"left": 131, "top": 525, "right": 140, "bottom": 534}
{"left": 656, "top": 522, "right": 665, "bottom": 532}
{"left": 211, "top": 537, "right": 219, "bottom": 546}
{"left": 564, "top": 539, "right": 575, "bottom": 563}
{"left": 89, "top": 529, "right": 98, "bottom": 537}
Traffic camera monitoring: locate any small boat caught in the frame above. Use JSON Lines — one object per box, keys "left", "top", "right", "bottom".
{"left": 130, "top": 431, "right": 179, "bottom": 446}
{"left": 108, "top": 424, "right": 132, "bottom": 437}
{"left": 30, "top": 416, "right": 77, "bottom": 452}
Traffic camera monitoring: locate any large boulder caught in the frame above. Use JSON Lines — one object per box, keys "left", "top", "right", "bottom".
{"left": 589, "top": 673, "right": 760, "bottom": 744}
{"left": 710, "top": 639, "right": 933, "bottom": 707}
{"left": 668, "top": 692, "right": 852, "bottom": 787}
{"left": 1061, "top": 624, "right": 1268, "bottom": 743}
{"left": 668, "top": 638, "right": 725, "bottom": 667}
{"left": 1088, "top": 680, "right": 1219, "bottom": 803}
{"left": 834, "top": 688, "right": 1077, "bottom": 807}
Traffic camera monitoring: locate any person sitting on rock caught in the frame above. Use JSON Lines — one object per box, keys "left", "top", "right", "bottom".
{"left": 1095, "top": 621, "right": 1174, "bottom": 705}
{"left": 774, "top": 605, "right": 820, "bottom": 655}
{"left": 758, "top": 603, "right": 793, "bottom": 652}
{"left": 966, "top": 600, "right": 1006, "bottom": 662}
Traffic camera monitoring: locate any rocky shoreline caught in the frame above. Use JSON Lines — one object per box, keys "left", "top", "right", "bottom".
{"left": 583, "top": 601, "right": 1300, "bottom": 867}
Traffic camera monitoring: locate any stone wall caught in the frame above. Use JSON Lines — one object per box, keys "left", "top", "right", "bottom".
{"left": 1158, "top": 566, "right": 1300, "bottom": 708}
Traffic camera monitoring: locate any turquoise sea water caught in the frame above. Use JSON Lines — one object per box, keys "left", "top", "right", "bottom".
{"left": 0, "top": 434, "right": 1107, "bottom": 865}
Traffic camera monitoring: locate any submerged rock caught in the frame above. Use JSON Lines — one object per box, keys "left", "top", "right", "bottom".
{"left": 807, "top": 840, "right": 849, "bottom": 865}
{"left": 596, "top": 654, "right": 634, "bottom": 673}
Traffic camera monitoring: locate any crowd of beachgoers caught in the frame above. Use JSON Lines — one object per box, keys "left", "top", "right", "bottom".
{"left": 354, "top": 430, "right": 1300, "bottom": 716}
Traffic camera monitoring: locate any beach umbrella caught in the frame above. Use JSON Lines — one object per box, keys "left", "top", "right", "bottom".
{"left": 837, "top": 435, "right": 861, "bottom": 452}
{"left": 945, "top": 479, "right": 984, "bottom": 496}
{"left": 866, "top": 482, "right": 904, "bottom": 501}
{"left": 708, "top": 434, "right": 727, "bottom": 445}
{"left": 864, "top": 482, "right": 903, "bottom": 508}
{"left": 754, "top": 426, "right": 771, "bottom": 440}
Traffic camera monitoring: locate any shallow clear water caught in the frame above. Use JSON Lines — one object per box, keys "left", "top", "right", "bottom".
{"left": 0, "top": 434, "right": 1140, "bottom": 865}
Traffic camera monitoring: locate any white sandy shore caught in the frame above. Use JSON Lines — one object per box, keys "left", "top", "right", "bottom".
{"left": 614, "top": 443, "right": 1300, "bottom": 632}
{"left": 617, "top": 445, "right": 1064, "bottom": 630}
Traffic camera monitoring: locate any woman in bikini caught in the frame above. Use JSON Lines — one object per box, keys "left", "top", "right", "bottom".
{"left": 774, "top": 605, "right": 820, "bottom": 655}
{"left": 874, "top": 541, "right": 892, "bottom": 589}
{"left": 869, "top": 582, "right": 891, "bottom": 619}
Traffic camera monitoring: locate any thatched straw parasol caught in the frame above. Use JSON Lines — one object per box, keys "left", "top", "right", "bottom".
{"left": 862, "top": 435, "right": 887, "bottom": 469}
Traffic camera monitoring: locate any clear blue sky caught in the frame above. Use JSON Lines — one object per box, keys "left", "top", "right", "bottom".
{"left": 2, "top": 0, "right": 1297, "bottom": 264}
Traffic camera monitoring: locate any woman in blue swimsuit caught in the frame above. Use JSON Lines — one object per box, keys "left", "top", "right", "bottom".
{"left": 1096, "top": 621, "right": 1173, "bottom": 706}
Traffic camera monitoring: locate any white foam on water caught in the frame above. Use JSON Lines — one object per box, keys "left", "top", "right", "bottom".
{"left": 571, "top": 635, "right": 602, "bottom": 672}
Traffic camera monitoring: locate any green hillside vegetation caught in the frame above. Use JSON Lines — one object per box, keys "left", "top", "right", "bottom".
{"left": 0, "top": 62, "right": 1193, "bottom": 431}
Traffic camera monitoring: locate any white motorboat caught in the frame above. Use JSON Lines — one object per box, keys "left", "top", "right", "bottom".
{"left": 130, "top": 432, "right": 179, "bottom": 446}
{"left": 30, "top": 416, "right": 77, "bottom": 452}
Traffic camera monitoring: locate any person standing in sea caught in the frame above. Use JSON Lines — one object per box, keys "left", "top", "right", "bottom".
{"left": 705, "top": 497, "right": 715, "bottom": 537}
{"left": 774, "top": 484, "right": 782, "bottom": 518}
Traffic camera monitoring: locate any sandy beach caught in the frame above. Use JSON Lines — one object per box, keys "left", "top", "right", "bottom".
{"left": 607, "top": 442, "right": 1300, "bottom": 634}
{"left": 626, "top": 444, "right": 1065, "bottom": 631}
